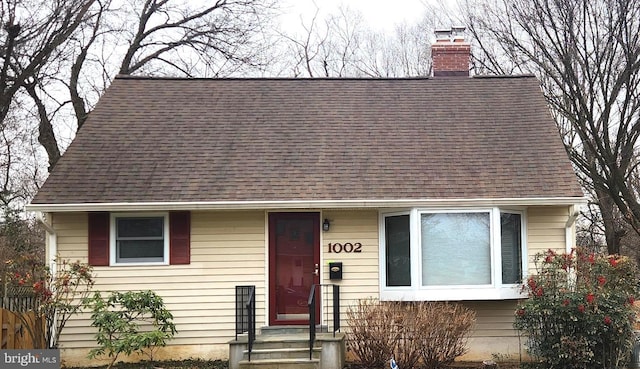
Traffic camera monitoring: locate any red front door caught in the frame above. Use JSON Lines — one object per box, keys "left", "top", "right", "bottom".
{"left": 269, "top": 212, "right": 320, "bottom": 325}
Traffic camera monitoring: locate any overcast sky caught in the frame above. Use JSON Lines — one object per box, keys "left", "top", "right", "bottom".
{"left": 278, "top": 0, "right": 432, "bottom": 32}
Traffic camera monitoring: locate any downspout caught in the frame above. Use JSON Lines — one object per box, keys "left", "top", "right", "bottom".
{"left": 37, "top": 212, "right": 57, "bottom": 274}
{"left": 565, "top": 205, "right": 580, "bottom": 253}
{"left": 36, "top": 211, "right": 57, "bottom": 348}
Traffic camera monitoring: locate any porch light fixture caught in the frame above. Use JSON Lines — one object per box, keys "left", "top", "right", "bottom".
{"left": 323, "top": 218, "right": 330, "bottom": 232}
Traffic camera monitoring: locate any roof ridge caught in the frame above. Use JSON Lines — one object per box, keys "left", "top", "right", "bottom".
{"left": 114, "top": 75, "right": 435, "bottom": 81}
{"left": 472, "top": 74, "right": 536, "bottom": 79}
{"left": 114, "top": 74, "right": 536, "bottom": 81}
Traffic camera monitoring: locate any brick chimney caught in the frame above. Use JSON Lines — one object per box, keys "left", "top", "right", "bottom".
{"left": 431, "top": 26, "right": 470, "bottom": 77}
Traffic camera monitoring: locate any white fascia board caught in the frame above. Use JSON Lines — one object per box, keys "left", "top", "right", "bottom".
{"left": 27, "top": 196, "right": 587, "bottom": 213}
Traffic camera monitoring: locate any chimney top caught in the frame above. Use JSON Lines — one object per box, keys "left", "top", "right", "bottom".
{"left": 434, "top": 26, "right": 467, "bottom": 42}
{"left": 434, "top": 28, "right": 453, "bottom": 40}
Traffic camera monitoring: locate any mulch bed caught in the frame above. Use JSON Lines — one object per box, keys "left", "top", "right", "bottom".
{"left": 345, "top": 362, "right": 522, "bottom": 369}
{"left": 65, "top": 359, "right": 525, "bottom": 369}
{"left": 64, "top": 359, "right": 229, "bottom": 369}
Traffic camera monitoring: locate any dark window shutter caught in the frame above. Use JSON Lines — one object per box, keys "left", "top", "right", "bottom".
{"left": 88, "top": 212, "right": 110, "bottom": 266}
{"left": 170, "top": 211, "right": 191, "bottom": 265}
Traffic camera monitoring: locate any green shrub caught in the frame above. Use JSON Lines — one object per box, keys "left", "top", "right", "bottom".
{"left": 346, "top": 298, "right": 475, "bottom": 369}
{"left": 4, "top": 256, "right": 94, "bottom": 348}
{"left": 85, "top": 290, "right": 177, "bottom": 369}
{"left": 514, "top": 249, "right": 638, "bottom": 369}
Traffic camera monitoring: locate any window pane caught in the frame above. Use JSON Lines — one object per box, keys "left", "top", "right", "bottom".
{"left": 421, "top": 212, "right": 491, "bottom": 286}
{"left": 117, "top": 217, "right": 163, "bottom": 238}
{"left": 117, "top": 240, "right": 164, "bottom": 261}
{"left": 385, "top": 215, "right": 411, "bottom": 286}
{"left": 501, "top": 213, "right": 522, "bottom": 284}
{"left": 115, "top": 216, "right": 165, "bottom": 263}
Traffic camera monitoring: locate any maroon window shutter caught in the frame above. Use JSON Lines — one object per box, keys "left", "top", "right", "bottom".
{"left": 88, "top": 212, "right": 110, "bottom": 266}
{"left": 170, "top": 211, "right": 191, "bottom": 265}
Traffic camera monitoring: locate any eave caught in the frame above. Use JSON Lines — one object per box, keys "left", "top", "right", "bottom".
{"left": 27, "top": 197, "right": 587, "bottom": 213}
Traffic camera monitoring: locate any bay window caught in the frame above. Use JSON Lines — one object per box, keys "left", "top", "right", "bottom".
{"left": 380, "top": 208, "right": 526, "bottom": 301}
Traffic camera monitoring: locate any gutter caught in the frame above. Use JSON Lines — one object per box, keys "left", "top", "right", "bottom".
{"left": 36, "top": 212, "right": 58, "bottom": 348}
{"left": 36, "top": 212, "right": 57, "bottom": 275}
{"left": 27, "top": 197, "right": 588, "bottom": 213}
{"left": 565, "top": 206, "right": 580, "bottom": 253}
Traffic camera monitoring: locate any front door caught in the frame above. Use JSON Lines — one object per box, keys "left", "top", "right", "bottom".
{"left": 269, "top": 212, "right": 320, "bottom": 325}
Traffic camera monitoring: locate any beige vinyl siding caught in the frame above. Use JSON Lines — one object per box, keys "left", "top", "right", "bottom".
{"left": 462, "top": 300, "right": 520, "bottom": 338}
{"left": 321, "top": 210, "right": 379, "bottom": 326}
{"left": 50, "top": 205, "right": 572, "bottom": 360}
{"left": 526, "top": 206, "right": 571, "bottom": 275}
{"left": 53, "top": 210, "right": 267, "bottom": 350}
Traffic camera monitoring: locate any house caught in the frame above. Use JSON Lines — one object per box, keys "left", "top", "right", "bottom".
{"left": 28, "top": 31, "right": 584, "bottom": 367}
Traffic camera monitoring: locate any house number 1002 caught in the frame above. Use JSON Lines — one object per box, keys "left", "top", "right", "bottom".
{"left": 328, "top": 242, "right": 362, "bottom": 253}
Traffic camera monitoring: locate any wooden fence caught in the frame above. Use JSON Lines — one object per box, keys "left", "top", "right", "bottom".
{"left": 1, "top": 286, "right": 39, "bottom": 310}
{"left": 2, "top": 295, "right": 40, "bottom": 312}
{"left": 0, "top": 287, "right": 45, "bottom": 349}
{"left": 0, "top": 308, "right": 45, "bottom": 349}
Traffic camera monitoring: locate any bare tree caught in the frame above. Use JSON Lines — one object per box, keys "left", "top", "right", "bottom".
{"left": 0, "top": 0, "right": 97, "bottom": 125}
{"left": 14, "top": 0, "right": 275, "bottom": 177}
{"left": 0, "top": 0, "right": 275, "bottom": 219}
{"left": 279, "top": 5, "right": 434, "bottom": 78}
{"left": 279, "top": 6, "right": 361, "bottom": 77}
{"left": 463, "top": 0, "right": 640, "bottom": 254}
{"left": 115, "top": 0, "right": 273, "bottom": 76}
{"left": 360, "top": 20, "right": 433, "bottom": 77}
{"left": 0, "top": 109, "right": 45, "bottom": 214}
{"left": 0, "top": 0, "right": 100, "bottom": 216}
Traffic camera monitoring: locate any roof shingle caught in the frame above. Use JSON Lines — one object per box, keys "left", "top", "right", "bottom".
{"left": 31, "top": 76, "right": 584, "bottom": 205}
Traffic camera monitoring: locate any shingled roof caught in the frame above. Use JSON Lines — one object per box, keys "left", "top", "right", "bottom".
{"left": 30, "top": 75, "right": 584, "bottom": 209}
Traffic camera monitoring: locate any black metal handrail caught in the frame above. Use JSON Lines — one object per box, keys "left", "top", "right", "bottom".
{"left": 332, "top": 284, "right": 340, "bottom": 334}
{"left": 235, "top": 285, "right": 256, "bottom": 361}
{"left": 246, "top": 288, "right": 255, "bottom": 361}
{"left": 307, "top": 284, "right": 340, "bottom": 360}
{"left": 308, "top": 284, "right": 317, "bottom": 360}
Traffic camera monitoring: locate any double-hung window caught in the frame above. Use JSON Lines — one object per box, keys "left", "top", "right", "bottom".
{"left": 381, "top": 208, "right": 526, "bottom": 301}
{"left": 111, "top": 213, "right": 169, "bottom": 265}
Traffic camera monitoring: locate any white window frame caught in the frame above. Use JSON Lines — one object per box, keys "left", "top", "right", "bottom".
{"left": 379, "top": 207, "right": 527, "bottom": 301}
{"left": 110, "top": 212, "right": 170, "bottom": 266}
{"left": 499, "top": 209, "right": 527, "bottom": 287}
{"left": 381, "top": 211, "right": 412, "bottom": 289}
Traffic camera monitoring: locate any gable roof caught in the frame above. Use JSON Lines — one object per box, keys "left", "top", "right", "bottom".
{"left": 29, "top": 75, "right": 584, "bottom": 211}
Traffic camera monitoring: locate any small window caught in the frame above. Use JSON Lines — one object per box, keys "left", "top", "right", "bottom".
{"left": 112, "top": 214, "right": 169, "bottom": 264}
{"left": 500, "top": 212, "right": 522, "bottom": 284}
{"left": 385, "top": 215, "right": 411, "bottom": 287}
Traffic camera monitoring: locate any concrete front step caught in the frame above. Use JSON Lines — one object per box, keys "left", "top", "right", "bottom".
{"left": 230, "top": 329, "right": 346, "bottom": 369}
{"left": 249, "top": 334, "right": 321, "bottom": 350}
{"left": 259, "top": 325, "right": 327, "bottom": 335}
{"left": 238, "top": 358, "right": 320, "bottom": 369}
{"left": 246, "top": 347, "right": 321, "bottom": 360}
